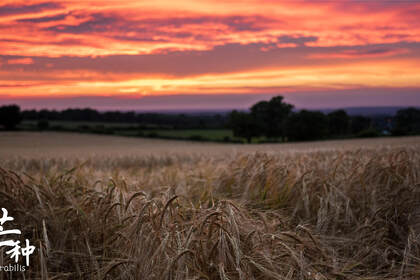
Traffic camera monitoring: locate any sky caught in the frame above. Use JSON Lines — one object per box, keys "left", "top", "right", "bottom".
{"left": 0, "top": 0, "right": 420, "bottom": 111}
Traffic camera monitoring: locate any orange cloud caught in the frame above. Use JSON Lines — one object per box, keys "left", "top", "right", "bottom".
{"left": 7, "top": 58, "right": 34, "bottom": 64}
{"left": 309, "top": 48, "right": 409, "bottom": 59}
{"left": 1, "top": 58, "right": 419, "bottom": 99}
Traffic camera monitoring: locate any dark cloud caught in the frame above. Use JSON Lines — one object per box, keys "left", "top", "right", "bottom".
{"left": 112, "top": 35, "right": 167, "bottom": 43}
{"left": 45, "top": 13, "right": 117, "bottom": 33}
{"left": 310, "top": 46, "right": 410, "bottom": 58}
{"left": 17, "top": 13, "right": 68, "bottom": 23}
{"left": 358, "top": 47, "right": 400, "bottom": 55}
{"left": 0, "top": 2, "right": 61, "bottom": 16}
{"left": 128, "top": 15, "right": 271, "bottom": 32}
{"left": 331, "top": 0, "right": 420, "bottom": 12}
{"left": 277, "top": 35, "right": 318, "bottom": 46}
{"left": 220, "top": 15, "right": 271, "bottom": 32}
{"left": 44, "top": 12, "right": 275, "bottom": 36}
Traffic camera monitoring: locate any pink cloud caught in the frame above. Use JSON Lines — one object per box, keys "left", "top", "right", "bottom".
{"left": 309, "top": 48, "right": 409, "bottom": 59}
{"left": 7, "top": 57, "right": 34, "bottom": 65}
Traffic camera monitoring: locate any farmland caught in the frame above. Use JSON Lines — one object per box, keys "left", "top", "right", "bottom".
{"left": 1, "top": 132, "right": 420, "bottom": 279}
{"left": 20, "top": 120, "right": 245, "bottom": 142}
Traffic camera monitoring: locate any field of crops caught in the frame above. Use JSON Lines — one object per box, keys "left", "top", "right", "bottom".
{"left": 21, "top": 120, "right": 246, "bottom": 142}
{"left": 1, "top": 132, "right": 420, "bottom": 279}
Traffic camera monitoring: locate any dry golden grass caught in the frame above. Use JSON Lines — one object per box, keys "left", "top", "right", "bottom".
{"left": 1, "top": 132, "right": 420, "bottom": 279}
{"left": 1, "top": 132, "right": 420, "bottom": 159}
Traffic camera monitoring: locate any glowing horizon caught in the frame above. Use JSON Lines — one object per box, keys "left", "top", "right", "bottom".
{"left": 1, "top": 0, "right": 420, "bottom": 110}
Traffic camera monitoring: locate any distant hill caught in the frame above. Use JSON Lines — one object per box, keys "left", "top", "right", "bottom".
{"left": 318, "top": 106, "right": 419, "bottom": 116}
{"left": 135, "top": 106, "right": 418, "bottom": 117}
{"left": 133, "top": 109, "right": 232, "bottom": 115}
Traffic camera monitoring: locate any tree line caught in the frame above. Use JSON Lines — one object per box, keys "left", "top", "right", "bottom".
{"left": 1, "top": 97, "right": 420, "bottom": 143}
{"left": 228, "top": 96, "right": 420, "bottom": 142}
{"left": 2, "top": 107, "right": 228, "bottom": 130}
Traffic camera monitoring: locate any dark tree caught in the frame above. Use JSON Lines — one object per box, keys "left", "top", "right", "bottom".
{"left": 328, "top": 109, "right": 350, "bottom": 136}
{"left": 229, "top": 110, "right": 261, "bottom": 143}
{"left": 37, "top": 119, "right": 50, "bottom": 131}
{"left": 20, "top": 107, "right": 231, "bottom": 129}
{"left": 393, "top": 107, "right": 420, "bottom": 135}
{"left": 251, "top": 96, "right": 293, "bottom": 140}
{"left": 285, "top": 110, "right": 329, "bottom": 141}
{"left": 350, "top": 115, "right": 371, "bottom": 135}
{"left": 0, "top": 105, "right": 22, "bottom": 130}
{"left": 21, "top": 109, "right": 38, "bottom": 120}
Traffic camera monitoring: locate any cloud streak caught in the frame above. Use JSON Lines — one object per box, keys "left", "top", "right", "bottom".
{"left": 0, "top": 2, "right": 61, "bottom": 16}
{"left": 309, "top": 47, "right": 410, "bottom": 59}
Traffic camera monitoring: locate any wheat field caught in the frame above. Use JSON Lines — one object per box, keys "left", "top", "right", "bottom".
{"left": 1, "top": 132, "right": 420, "bottom": 279}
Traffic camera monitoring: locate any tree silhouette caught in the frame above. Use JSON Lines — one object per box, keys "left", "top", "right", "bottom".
{"left": 251, "top": 96, "right": 293, "bottom": 140}
{"left": 328, "top": 110, "right": 350, "bottom": 136}
{"left": 0, "top": 105, "right": 22, "bottom": 130}
{"left": 350, "top": 115, "right": 371, "bottom": 135}
{"left": 37, "top": 119, "right": 50, "bottom": 131}
{"left": 393, "top": 107, "right": 420, "bottom": 135}
{"left": 229, "top": 110, "right": 261, "bottom": 143}
{"left": 285, "top": 110, "right": 329, "bottom": 141}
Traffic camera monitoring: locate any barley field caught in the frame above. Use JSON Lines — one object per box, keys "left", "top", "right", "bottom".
{"left": 1, "top": 132, "right": 420, "bottom": 279}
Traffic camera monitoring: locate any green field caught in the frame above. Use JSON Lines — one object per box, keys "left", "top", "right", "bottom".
{"left": 21, "top": 120, "right": 256, "bottom": 142}
{"left": 21, "top": 120, "right": 140, "bottom": 129}
{"left": 136, "top": 128, "right": 242, "bottom": 141}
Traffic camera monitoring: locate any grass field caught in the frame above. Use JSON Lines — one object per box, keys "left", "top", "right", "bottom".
{"left": 1, "top": 132, "right": 420, "bottom": 279}
{"left": 22, "top": 119, "right": 279, "bottom": 143}
{"left": 21, "top": 120, "right": 140, "bottom": 129}
{"left": 136, "top": 129, "right": 239, "bottom": 141}
{"left": 21, "top": 120, "right": 246, "bottom": 142}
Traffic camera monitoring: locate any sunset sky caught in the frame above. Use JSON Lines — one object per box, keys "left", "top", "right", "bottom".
{"left": 1, "top": 0, "right": 420, "bottom": 110}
